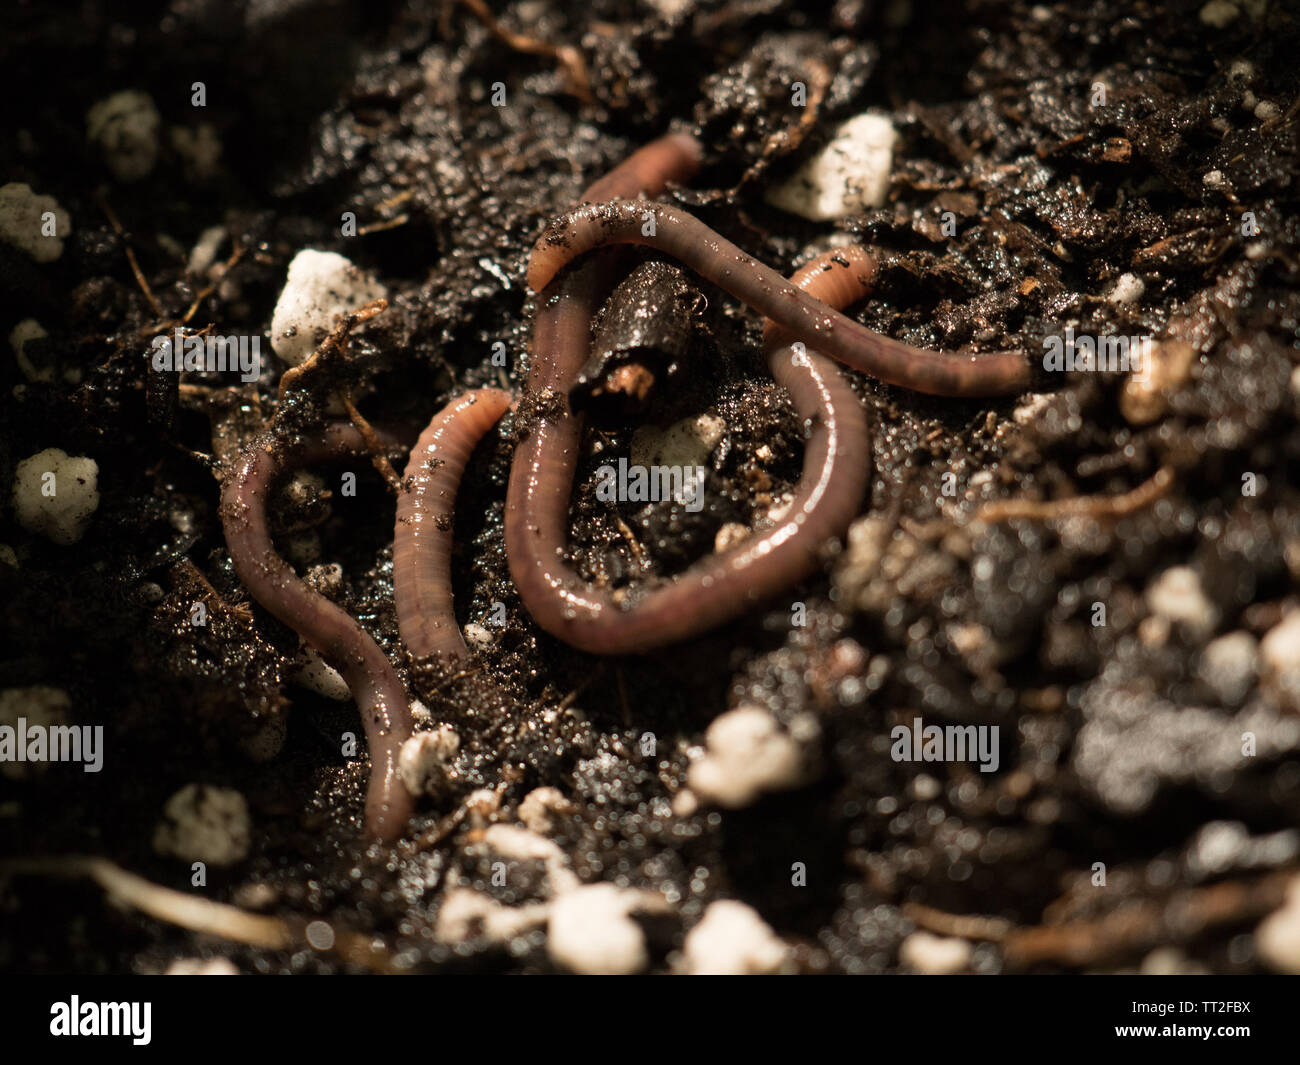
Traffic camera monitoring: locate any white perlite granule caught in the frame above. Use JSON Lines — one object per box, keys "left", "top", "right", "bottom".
{"left": 0, "top": 685, "right": 71, "bottom": 780}
{"left": 765, "top": 112, "right": 897, "bottom": 221}
{"left": 899, "top": 931, "right": 973, "bottom": 974}
{"left": 547, "top": 883, "right": 653, "bottom": 975}
{"left": 12, "top": 448, "right": 100, "bottom": 545}
{"left": 680, "top": 900, "right": 788, "bottom": 975}
{"left": 86, "top": 91, "right": 161, "bottom": 181}
{"left": 1256, "top": 876, "right": 1300, "bottom": 974}
{"left": 153, "top": 783, "right": 251, "bottom": 866}
{"left": 0, "top": 183, "right": 70, "bottom": 262}
{"left": 397, "top": 725, "right": 461, "bottom": 797}
{"left": 269, "top": 249, "right": 388, "bottom": 366}
{"left": 1145, "top": 565, "right": 1218, "bottom": 638}
{"left": 1107, "top": 272, "right": 1145, "bottom": 305}
{"left": 686, "top": 705, "right": 806, "bottom": 808}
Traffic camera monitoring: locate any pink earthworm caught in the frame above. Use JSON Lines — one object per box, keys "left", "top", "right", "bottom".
{"left": 393, "top": 388, "right": 513, "bottom": 659}
{"left": 526, "top": 200, "right": 1034, "bottom": 398}
{"left": 506, "top": 243, "right": 873, "bottom": 654}
{"left": 220, "top": 424, "right": 414, "bottom": 841}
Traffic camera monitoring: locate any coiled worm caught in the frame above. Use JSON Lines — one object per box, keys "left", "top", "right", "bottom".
{"left": 505, "top": 241, "right": 873, "bottom": 653}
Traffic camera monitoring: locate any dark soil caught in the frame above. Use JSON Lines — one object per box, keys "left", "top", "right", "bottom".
{"left": 2, "top": 0, "right": 1299, "bottom": 974}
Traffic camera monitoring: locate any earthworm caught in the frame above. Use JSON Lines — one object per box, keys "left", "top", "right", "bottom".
{"left": 506, "top": 248, "right": 873, "bottom": 654}
{"left": 220, "top": 423, "right": 414, "bottom": 841}
{"left": 394, "top": 388, "right": 513, "bottom": 659}
{"left": 527, "top": 200, "right": 1034, "bottom": 398}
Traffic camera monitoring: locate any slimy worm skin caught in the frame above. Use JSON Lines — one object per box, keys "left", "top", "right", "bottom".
{"left": 394, "top": 388, "right": 512, "bottom": 659}
{"left": 527, "top": 200, "right": 1035, "bottom": 398}
{"left": 505, "top": 247, "right": 873, "bottom": 654}
{"left": 220, "top": 424, "right": 414, "bottom": 841}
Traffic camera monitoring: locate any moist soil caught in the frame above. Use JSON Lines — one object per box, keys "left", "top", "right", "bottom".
{"left": 2, "top": 0, "right": 1299, "bottom": 974}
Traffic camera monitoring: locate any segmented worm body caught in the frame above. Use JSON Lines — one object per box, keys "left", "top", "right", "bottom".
{"left": 527, "top": 200, "right": 1034, "bottom": 398}
{"left": 506, "top": 233, "right": 874, "bottom": 652}
{"left": 220, "top": 424, "right": 414, "bottom": 840}
{"left": 394, "top": 388, "right": 513, "bottom": 659}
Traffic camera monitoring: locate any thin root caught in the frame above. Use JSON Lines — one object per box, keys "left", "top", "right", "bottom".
{"left": 973, "top": 466, "right": 1174, "bottom": 525}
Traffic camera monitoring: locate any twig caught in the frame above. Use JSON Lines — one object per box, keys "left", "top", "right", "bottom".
{"left": 276, "top": 297, "right": 389, "bottom": 401}
{"left": 95, "top": 193, "right": 164, "bottom": 319}
{"left": 455, "top": 0, "right": 593, "bottom": 103}
{"left": 1, "top": 856, "right": 409, "bottom": 973}
{"left": 902, "top": 901, "right": 1013, "bottom": 942}
{"left": 339, "top": 391, "right": 403, "bottom": 493}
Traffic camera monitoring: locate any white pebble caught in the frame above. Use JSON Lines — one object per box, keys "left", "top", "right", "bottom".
{"left": 713, "top": 521, "right": 750, "bottom": 553}
{"left": 436, "top": 888, "right": 549, "bottom": 944}
{"left": 188, "top": 226, "right": 227, "bottom": 277}
{"left": 12, "top": 448, "right": 99, "bottom": 546}
{"left": 1255, "top": 100, "right": 1281, "bottom": 122}
{"left": 1227, "top": 59, "right": 1256, "bottom": 83}
{"left": 464, "top": 622, "right": 493, "bottom": 649}
{"left": 397, "top": 725, "right": 460, "bottom": 797}
{"left": 165, "top": 957, "right": 240, "bottom": 975}
{"left": 1199, "top": 1, "right": 1239, "bottom": 28}
{"left": 1107, "top": 272, "right": 1145, "bottom": 305}
{"left": 269, "top": 250, "right": 387, "bottom": 366}
{"left": 1145, "top": 566, "right": 1218, "bottom": 638}
{"left": 153, "top": 784, "right": 251, "bottom": 866}
{"left": 1257, "top": 878, "right": 1300, "bottom": 974}
{"left": 1012, "top": 393, "right": 1052, "bottom": 428}
{"left": 484, "top": 823, "right": 578, "bottom": 894}
{"left": 765, "top": 112, "right": 897, "bottom": 221}
{"left": 681, "top": 900, "right": 788, "bottom": 975}
{"left": 1261, "top": 610, "right": 1300, "bottom": 710}
{"left": 518, "top": 786, "right": 572, "bottom": 835}
{"left": 547, "top": 884, "right": 650, "bottom": 974}
{"left": 0, "top": 183, "right": 70, "bottom": 262}
{"left": 687, "top": 705, "right": 805, "bottom": 808}
{"left": 290, "top": 647, "right": 350, "bottom": 701}
{"left": 1198, "top": 631, "right": 1258, "bottom": 705}
{"left": 0, "top": 686, "right": 71, "bottom": 780}
{"left": 86, "top": 91, "right": 161, "bottom": 181}
{"left": 899, "top": 931, "right": 972, "bottom": 974}
{"left": 631, "top": 413, "right": 726, "bottom": 470}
